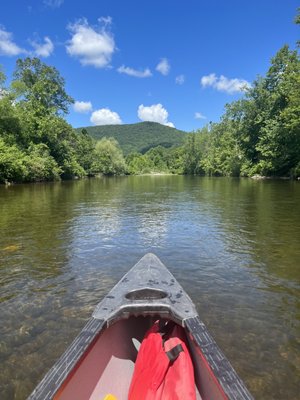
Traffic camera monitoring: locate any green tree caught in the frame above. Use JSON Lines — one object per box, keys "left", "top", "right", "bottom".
{"left": 0, "top": 58, "right": 98, "bottom": 183}
{"left": 182, "top": 134, "right": 200, "bottom": 174}
{"left": 12, "top": 57, "right": 73, "bottom": 116}
{"left": 252, "top": 46, "right": 299, "bottom": 175}
{"left": 0, "top": 96, "right": 22, "bottom": 144}
{"left": 164, "top": 146, "right": 184, "bottom": 173}
{"left": 225, "top": 45, "right": 300, "bottom": 176}
{"left": 23, "top": 143, "right": 61, "bottom": 181}
{"left": 0, "top": 66, "right": 21, "bottom": 143}
{"left": 93, "top": 137, "right": 127, "bottom": 175}
{"left": 75, "top": 130, "right": 97, "bottom": 175}
{"left": 145, "top": 146, "right": 169, "bottom": 172}
{"left": 126, "top": 152, "right": 153, "bottom": 174}
{"left": 0, "top": 138, "right": 26, "bottom": 183}
{"left": 200, "top": 122, "right": 244, "bottom": 176}
{"left": 182, "top": 130, "right": 211, "bottom": 175}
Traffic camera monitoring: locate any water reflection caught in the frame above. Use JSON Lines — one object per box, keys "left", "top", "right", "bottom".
{"left": 136, "top": 205, "right": 168, "bottom": 247}
{"left": 71, "top": 207, "right": 122, "bottom": 252}
{"left": 0, "top": 176, "right": 299, "bottom": 399}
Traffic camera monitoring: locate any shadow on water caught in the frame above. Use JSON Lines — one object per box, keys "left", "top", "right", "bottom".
{"left": 0, "top": 176, "right": 299, "bottom": 399}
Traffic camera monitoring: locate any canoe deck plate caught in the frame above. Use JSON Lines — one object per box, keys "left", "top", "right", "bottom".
{"left": 92, "top": 253, "right": 198, "bottom": 325}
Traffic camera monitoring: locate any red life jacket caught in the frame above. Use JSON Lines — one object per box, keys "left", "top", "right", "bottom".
{"left": 128, "top": 321, "right": 196, "bottom": 400}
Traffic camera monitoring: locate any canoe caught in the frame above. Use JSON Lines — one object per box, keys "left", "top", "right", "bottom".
{"left": 28, "top": 253, "right": 253, "bottom": 400}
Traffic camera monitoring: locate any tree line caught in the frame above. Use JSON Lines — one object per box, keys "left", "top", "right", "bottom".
{"left": 127, "top": 43, "right": 300, "bottom": 178}
{"left": 0, "top": 40, "right": 299, "bottom": 183}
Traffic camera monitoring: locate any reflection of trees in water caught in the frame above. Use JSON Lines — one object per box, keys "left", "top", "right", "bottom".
{"left": 68, "top": 175, "right": 176, "bottom": 251}
{"left": 0, "top": 182, "right": 75, "bottom": 278}
{"left": 125, "top": 175, "right": 185, "bottom": 248}
{"left": 193, "top": 178, "right": 300, "bottom": 284}
{"left": 194, "top": 177, "right": 300, "bottom": 316}
{"left": 67, "top": 177, "right": 131, "bottom": 257}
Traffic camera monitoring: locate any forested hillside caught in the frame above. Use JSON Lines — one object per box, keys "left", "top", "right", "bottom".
{"left": 77, "top": 122, "right": 187, "bottom": 155}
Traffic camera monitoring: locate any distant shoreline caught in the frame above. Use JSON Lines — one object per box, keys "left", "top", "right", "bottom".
{"left": 2, "top": 174, "right": 300, "bottom": 186}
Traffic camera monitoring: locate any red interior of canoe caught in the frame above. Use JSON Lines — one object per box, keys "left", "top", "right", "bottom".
{"left": 53, "top": 316, "right": 228, "bottom": 400}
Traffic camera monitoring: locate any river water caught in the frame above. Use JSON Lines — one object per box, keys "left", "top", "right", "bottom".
{"left": 0, "top": 176, "right": 299, "bottom": 399}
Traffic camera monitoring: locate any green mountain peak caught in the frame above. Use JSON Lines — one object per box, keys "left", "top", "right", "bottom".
{"left": 76, "top": 121, "right": 188, "bottom": 155}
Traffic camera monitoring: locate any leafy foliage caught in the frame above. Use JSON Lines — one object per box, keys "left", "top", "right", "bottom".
{"left": 23, "top": 143, "right": 62, "bottom": 182}
{"left": 223, "top": 45, "right": 300, "bottom": 177}
{"left": 0, "top": 138, "right": 27, "bottom": 183}
{"left": 126, "top": 152, "right": 153, "bottom": 174}
{"left": 92, "top": 137, "right": 127, "bottom": 175}
{"left": 12, "top": 58, "right": 74, "bottom": 116}
{"left": 173, "top": 43, "right": 299, "bottom": 179}
{"left": 0, "top": 58, "right": 104, "bottom": 183}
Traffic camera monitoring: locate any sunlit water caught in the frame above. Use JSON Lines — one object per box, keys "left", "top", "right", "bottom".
{"left": 0, "top": 176, "right": 299, "bottom": 399}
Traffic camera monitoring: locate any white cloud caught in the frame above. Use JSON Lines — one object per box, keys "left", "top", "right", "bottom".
{"left": 0, "top": 27, "right": 54, "bottom": 58}
{"left": 74, "top": 101, "right": 93, "bottom": 113}
{"left": 175, "top": 74, "right": 185, "bottom": 85}
{"left": 0, "top": 27, "right": 26, "bottom": 56}
{"left": 201, "top": 73, "right": 251, "bottom": 94}
{"left": 156, "top": 58, "right": 170, "bottom": 76}
{"left": 90, "top": 108, "right": 122, "bottom": 125}
{"left": 201, "top": 73, "right": 217, "bottom": 87}
{"left": 43, "top": 0, "right": 64, "bottom": 8}
{"left": 30, "top": 37, "right": 54, "bottom": 57}
{"left": 99, "top": 16, "right": 112, "bottom": 26}
{"left": 165, "top": 121, "right": 175, "bottom": 128}
{"left": 66, "top": 18, "right": 115, "bottom": 68}
{"left": 138, "top": 104, "right": 175, "bottom": 128}
{"left": 216, "top": 75, "right": 251, "bottom": 93}
{"left": 117, "top": 65, "right": 152, "bottom": 78}
{"left": 195, "top": 112, "right": 207, "bottom": 120}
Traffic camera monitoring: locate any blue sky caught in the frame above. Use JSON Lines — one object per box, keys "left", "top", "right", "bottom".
{"left": 0, "top": 0, "right": 299, "bottom": 131}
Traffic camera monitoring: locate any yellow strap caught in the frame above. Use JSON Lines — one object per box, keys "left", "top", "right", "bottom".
{"left": 103, "top": 395, "right": 117, "bottom": 400}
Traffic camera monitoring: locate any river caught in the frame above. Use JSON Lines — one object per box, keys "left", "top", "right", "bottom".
{"left": 0, "top": 176, "right": 299, "bottom": 399}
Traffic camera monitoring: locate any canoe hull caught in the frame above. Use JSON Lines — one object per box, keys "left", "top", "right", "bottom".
{"left": 28, "top": 254, "right": 253, "bottom": 400}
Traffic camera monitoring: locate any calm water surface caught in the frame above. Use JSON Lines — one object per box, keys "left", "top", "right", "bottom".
{"left": 0, "top": 176, "right": 299, "bottom": 399}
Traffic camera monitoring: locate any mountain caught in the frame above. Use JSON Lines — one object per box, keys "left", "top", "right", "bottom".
{"left": 77, "top": 122, "right": 188, "bottom": 155}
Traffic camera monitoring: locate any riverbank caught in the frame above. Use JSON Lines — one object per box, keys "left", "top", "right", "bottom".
{"left": 250, "top": 174, "right": 299, "bottom": 180}
{"left": 2, "top": 172, "right": 300, "bottom": 186}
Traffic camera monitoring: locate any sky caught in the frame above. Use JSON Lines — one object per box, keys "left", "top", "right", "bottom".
{"left": 0, "top": 0, "right": 299, "bottom": 131}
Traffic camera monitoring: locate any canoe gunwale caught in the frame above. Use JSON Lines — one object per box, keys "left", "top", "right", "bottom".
{"left": 185, "top": 317, "right": 254, "bottom": 400}
{"left": 27, "top": 318, "right": 106, "bottom": 400}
